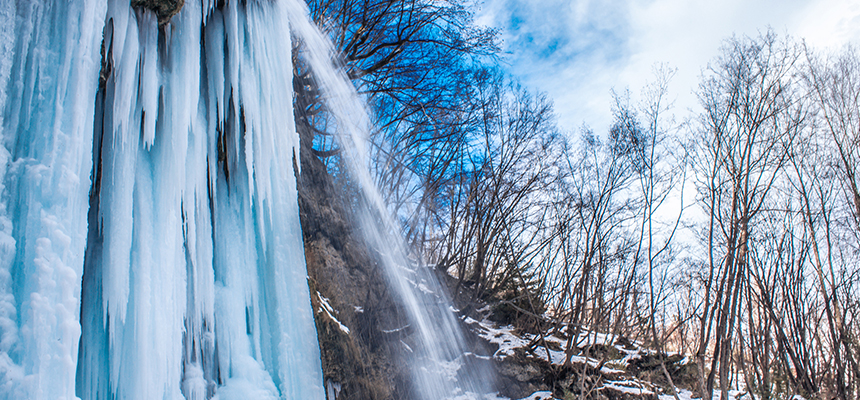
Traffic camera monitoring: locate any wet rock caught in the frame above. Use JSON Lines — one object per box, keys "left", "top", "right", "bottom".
{"left": 297, "top": 106, "right": 411, "bottom": 399}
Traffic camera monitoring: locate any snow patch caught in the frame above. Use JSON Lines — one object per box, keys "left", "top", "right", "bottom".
{"left": 465, "top": 317, "right": 530, "bottom": 359}
{"left": 518, "top": 391, "right": 555, "bottom": 400}
{"left": 318, "top": 292, "right": 350, "bottom": 334}
{"left": 603, "top": 380, "right": 655, "bottom": 396}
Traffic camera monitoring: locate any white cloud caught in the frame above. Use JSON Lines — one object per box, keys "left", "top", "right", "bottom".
{"left": 477, "top": 0, "right": 860, "bottom": 134}
{"left": 477, "top": 0, "right": 631, "bottom": 131}
{"left": 799, "top": 0, "right": 860, "bottom": 49}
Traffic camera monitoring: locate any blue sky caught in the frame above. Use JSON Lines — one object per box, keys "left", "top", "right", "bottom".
{"left": 477, "top": 0, "right": 860, "bottom": 133}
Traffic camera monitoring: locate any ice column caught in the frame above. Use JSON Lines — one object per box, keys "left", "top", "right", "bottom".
{"left": 77, "top": 0, "right": 324, "bottom": 399}
{"left": 0, "top": 1, "right": 105, "bottom": 399}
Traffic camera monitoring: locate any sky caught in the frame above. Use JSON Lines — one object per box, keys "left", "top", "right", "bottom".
{"left": 476, "top": 0, "right": 860, "bottom": 134}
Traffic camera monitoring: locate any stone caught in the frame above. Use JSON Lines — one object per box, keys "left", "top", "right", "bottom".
{"left": 130, "top": 0, "right": 184, "bottom": 25}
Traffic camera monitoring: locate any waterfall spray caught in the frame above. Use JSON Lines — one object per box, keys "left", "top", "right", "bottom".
{"left": 283, "top": 1, "right": 497, "bottom": 399}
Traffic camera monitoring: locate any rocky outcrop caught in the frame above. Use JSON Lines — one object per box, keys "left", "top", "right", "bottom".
{"left": 131, "top": 0, "right": 184, "bottom": 25}
{"left": 447, "top": 280, "right": 699, "bottom": 400}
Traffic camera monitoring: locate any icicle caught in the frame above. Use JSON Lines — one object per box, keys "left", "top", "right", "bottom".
{"left": 139, "top": 10, "right": 159, "bottom": 148}
{"left": 75, "top": 0, "right": 324, "bottom": 399}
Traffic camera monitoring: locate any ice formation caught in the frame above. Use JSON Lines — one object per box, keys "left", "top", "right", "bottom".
{"left": 0, "top": 0, "right": 323, "bottom": 399}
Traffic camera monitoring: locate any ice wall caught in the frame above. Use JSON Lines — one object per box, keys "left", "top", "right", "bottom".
{"left": 0, "top": 1, "right": 105, "bottom": 398}
{"left": 0, "top": 0, "right": 324, "bottom": 399}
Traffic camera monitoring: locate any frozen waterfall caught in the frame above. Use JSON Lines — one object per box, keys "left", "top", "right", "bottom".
{"left": 1, "top": 0, "right": 322, "bottom": 399}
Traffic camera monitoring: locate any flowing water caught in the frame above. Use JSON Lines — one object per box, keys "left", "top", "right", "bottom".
{"left": 0, "top": 1, "right": 494, "bottom": 399}
{"left": 281, "top": 4, "right": 497, "bottom": 399}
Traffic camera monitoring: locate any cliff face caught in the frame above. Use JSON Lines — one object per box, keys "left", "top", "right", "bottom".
{"left": 295, "top": 119, "right": 414, "bottom": 399}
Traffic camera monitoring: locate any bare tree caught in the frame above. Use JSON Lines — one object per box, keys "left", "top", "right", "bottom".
{"left": 437, "top": 70, "right": 561, "bottom": 301}
{"left": 622, "top": 65, "right": 688, "bottom": 399}
{"left": 692, "top": 31, "right": 804, "bottom": 400}
{"left": 798, "top": 45, "right": 860, "bottom": 400}
{"left": 552, "top": 123, "right": 637, "bottom": 368}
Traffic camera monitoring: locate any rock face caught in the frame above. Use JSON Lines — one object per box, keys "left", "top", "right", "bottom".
{"left": 130, "top": 0, "right": 184, "bottom": 25}
{"left": 495, "top": 350, "right": 551, "bottom": 397}
{"left": 296, "top": 116, "right": 414, "bottom": 399}
{"left": 446, "top": 276, "right": 700, "bottom": 400}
